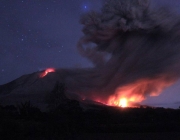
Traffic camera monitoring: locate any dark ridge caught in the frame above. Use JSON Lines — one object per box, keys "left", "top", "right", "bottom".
{"left": 0, "top": 72, "right": 40, "bottom": 95}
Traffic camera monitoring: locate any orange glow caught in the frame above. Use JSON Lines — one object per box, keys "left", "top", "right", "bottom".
{"left": 108, "top": 94, "right": 143, "bottom": 108}
{"left": 119, "top": 98, "right": 127, "bottom": 107}
{"left": 40, "top": 68, "right": 55, "bottom": 78}
{"left": 111, "top": 98, "right": 127, "bottom": 107}
{"left": 106, "top": 76, "right": 176, "bottom": 108}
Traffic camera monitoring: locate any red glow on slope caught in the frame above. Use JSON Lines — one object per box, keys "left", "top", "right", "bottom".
{"left": 40, "top": 68, "right": 55, "bottom": 78}
{"left": 106, "top": 76, "right": 175, "bottom": 108}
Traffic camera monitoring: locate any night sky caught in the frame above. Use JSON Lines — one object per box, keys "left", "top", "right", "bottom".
{"left": 0, "top": 0, "right": 102, "bottom": 85}
{"left": 1, "top": 0, "right": 180, "bottom": 108}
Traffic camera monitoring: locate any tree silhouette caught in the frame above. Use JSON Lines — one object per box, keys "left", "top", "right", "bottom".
{"left": 46, "top": 82, "right": 68, "bottom": 110}
{"left": 17, "top": 101, "right": 41, "bottom": 117}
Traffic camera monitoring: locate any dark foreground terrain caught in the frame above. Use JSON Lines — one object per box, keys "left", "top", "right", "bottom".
{"left": 1, "top": 101, "right": 180, "bottom": 140}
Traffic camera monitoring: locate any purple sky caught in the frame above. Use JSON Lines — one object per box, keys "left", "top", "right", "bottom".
{"left": 0, "top": 0, "right": 103, "bottom": 85}
{"left": 1, "top": 0, "right": 180, "bottom": 108}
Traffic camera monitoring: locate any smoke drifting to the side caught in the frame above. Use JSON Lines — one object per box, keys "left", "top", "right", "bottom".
{"left": 65, "top": 0, "right": 180, "bottom": 106}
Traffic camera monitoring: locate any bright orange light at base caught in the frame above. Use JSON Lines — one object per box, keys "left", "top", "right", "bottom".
{"left": 109, "top": 97, "right": 129, "bottom": 107}
{"left": 106, "top": 75, "right": 176, "bottom": 108}
{"left": 107, "top": 93, "right": 146, "bottom": 108}
{"left": 40, "top": 68, "right": 55, "bottom": 78}
{"left": 119, "top": 98, "right": 127, "bottom": 107}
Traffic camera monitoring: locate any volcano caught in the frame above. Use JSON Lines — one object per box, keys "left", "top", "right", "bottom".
{"left": 1, "top": 0, "right": 180, "bottom": 110}
{"left": 0, "top": 68, "right": 149, "bottom": 111}
{"left": 0, "top": 69, "right": 66, "bottom": 110}
{"left": 0, "top": 69, "right": 109, "bottom": 110}
{"left": 0, "top": 67, "right": 172, "bottom": 112}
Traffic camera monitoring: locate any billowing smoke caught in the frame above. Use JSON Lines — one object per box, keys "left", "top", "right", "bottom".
{"left": 65, "top": 0, "right": 180, "bottom": 106}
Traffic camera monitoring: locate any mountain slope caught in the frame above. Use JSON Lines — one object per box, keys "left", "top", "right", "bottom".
{"left": 0, "top": 70, "right": 67, "bottom": 110}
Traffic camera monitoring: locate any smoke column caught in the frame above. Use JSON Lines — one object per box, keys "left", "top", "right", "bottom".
{"left": 64, "top": 0, "right": 180, "bottom": 105}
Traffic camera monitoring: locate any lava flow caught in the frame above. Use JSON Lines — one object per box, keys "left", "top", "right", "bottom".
{"left": 113, "top": 98, "right": 128, "bottom": 107}
{"left": 105, "top": 76, "right": 176, "bottom": 108}
{"left": 108, "top": 95, "right": 142, "bottom": 108}
{"left": 40, "top": 68, "right": 55, "bottom": 78}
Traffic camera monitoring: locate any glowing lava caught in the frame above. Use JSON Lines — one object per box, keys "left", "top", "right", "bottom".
{"left": 107, "top": 76, "right": 175, "bottom": 108}
{"left": 40, "top": 68, "right": 55, "bottom": 78}
{"left": 110, "top": 97, "right": 127, "bottom": 107}
{"left": 108, "top": 96, "right": 130, "bottom": 107}
{"left": 119, "top": 98, "right": 127, "bottom": 107}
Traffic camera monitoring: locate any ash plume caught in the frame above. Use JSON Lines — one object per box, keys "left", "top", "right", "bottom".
{"left": 66, "top": 0, "right": 180, "bottom": 104}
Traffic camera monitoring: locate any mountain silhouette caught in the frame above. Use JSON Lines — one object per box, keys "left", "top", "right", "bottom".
{"left": 0, "top": 69, "right": 107, "bottom": 111}
{"left": 0, "top": 70, "right": 68, "bottom": 110}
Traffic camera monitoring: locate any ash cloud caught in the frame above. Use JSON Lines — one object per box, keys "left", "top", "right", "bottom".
{"left": 65, "top": 0, "right": 180, "bottom": 103}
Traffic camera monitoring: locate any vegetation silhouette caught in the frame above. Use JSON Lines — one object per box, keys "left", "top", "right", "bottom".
{"left": 0, "top": 83, "right": 180, "bottom": 139}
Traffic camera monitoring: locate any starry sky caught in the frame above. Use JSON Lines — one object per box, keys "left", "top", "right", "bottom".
{"left": 1, "top": 0, "right": 180, "bottom": 108}
{"left": 0, "top": 0, "right": 102, "bottom": 85}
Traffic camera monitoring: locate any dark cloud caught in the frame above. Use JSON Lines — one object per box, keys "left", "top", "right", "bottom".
{"left": 64, "top": 0, "right": 180, "bottom": 104}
